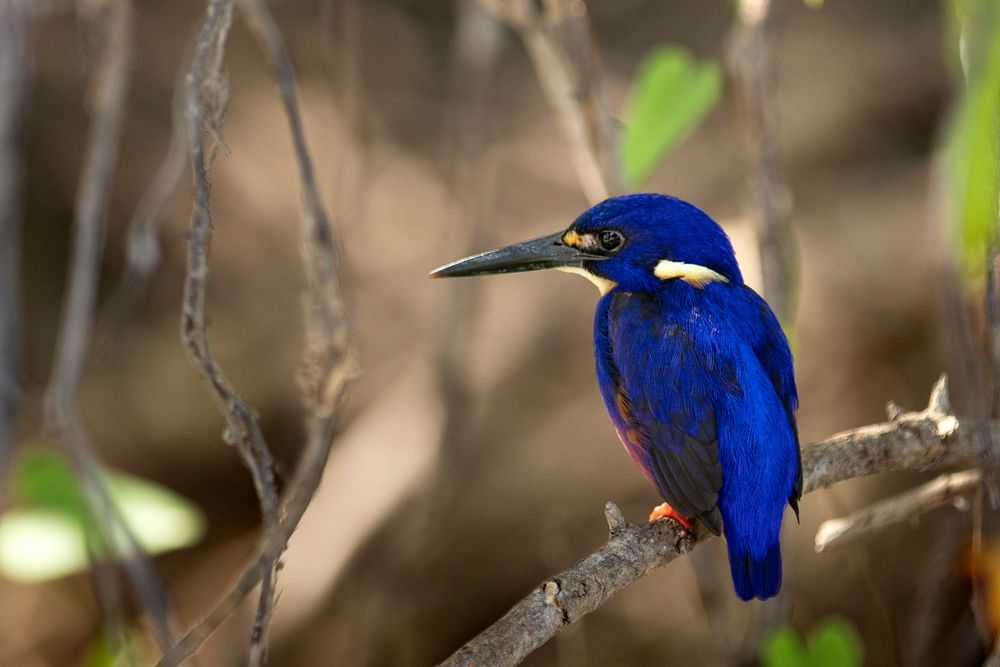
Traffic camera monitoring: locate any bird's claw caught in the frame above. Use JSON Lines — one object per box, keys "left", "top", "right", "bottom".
{"left": 648, "top": 501, "right": 693, "bottom": 530}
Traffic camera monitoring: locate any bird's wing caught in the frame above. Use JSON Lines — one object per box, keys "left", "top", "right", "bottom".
{"left": 606, "top": 292, "right": 735, "bottom": 535}
{"left": 743, "top": 287, "right": 802, "bottom": 515}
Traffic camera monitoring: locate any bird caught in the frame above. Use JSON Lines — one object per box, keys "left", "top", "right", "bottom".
{"left": 430, "top": 193, "right": 801, "bottom": 601}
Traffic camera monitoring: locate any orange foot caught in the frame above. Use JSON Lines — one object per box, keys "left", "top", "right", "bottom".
{"left": 648, "top": 502, "right": 693, "bottom": 530}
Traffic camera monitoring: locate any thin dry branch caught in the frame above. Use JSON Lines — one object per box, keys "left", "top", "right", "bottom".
{"left": 121, "top": 52, "right": 191, "bottom": 291}
{"left": 234, "top": 0, "right": 353, "bottom": 439}
{"left": 814, "top": 469, "right": 980, "bottom": 553}
{"left": 97, "top": 32, "right": 194, "bottom": 355}
{"left": 0, "top": 0, "right": 25, "bottom": 500}
{"left": 158, "top": 1, "right": 353, "bottom": 663}
{"left": 43, "top": 0, "right": 180, "bottom": 651}
{"left": 989, "top": 244, "right": 1000, "bottom": 416}
{"left": 440, "top": 375, "right": 996, "bottom": 666}
{"left": 477, "top": 0, "right": 621, "bottom": 203}
{"left": 728, "top": 0, "right": 796, "bottom": 324}
{"left": 178, "top": 0, "right": 281, "bottom": 662}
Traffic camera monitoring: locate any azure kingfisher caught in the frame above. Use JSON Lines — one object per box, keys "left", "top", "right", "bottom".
{"left": 431, "top": 193, "right": 801, "bottom": 601}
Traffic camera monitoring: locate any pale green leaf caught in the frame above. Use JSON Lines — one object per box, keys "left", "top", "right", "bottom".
{"left": 809, "top": 618, "right": 863, "bottom": 667}
{"left": 762, "top": 626, "right": 808, "bottom": 667}
{"left": 762, "top": 617, "right": 863, "bottom": 667}
{"left": 622, "top": 46, "right": 722, "bottom": 188}
{"left": 947, "top": 0, "right": 1000, "bottom": 284}
{"left": 0, "top": 510, "right": 89, "bottom": 582}
{"left": 107, "top": 474, "right": 206, "bottom": 555}
{"left": 0, "top": 448, "right": 206, "bottom": 582}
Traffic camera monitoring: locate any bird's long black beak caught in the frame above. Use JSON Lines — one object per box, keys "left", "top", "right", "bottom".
{"left": 430, "top": 230, "right": 605, "bottom": 278}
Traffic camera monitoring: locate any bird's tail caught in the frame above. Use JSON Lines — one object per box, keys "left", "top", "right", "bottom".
{"left": 726, "top": 538, "right": 782, "bottom": 601}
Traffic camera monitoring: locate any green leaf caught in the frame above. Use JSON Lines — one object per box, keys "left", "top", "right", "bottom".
{"left": 0, "top": 510, "right": 90, "bottom": 582}
{"left": 762, "top": 626, "right": 809, "bottom": 667}
{"left": 621, "top": 46, "right": 722, "bottom": 188}
{"left": 0, "top": 447, "right": 206, "bottom": 583}
{"left": 809, "top": 618, "right": 863, "bottom": 667}
{"left": 946, "top": 0, "right": 1000, "bottom": 285}
{"left": 107, "top": 472, "right": 206, "bottom": 556}
{"left": 762, "top": 617, "right": 863, "bottom": 667}
{"left": 81, "top": 626, "right": 142, "bottom": 667}
{"left": 81, "top": 632, "right": 118, "bottom": 667}
{"left": 11, "top": 447, "right": 90, "bottom": 516}
{"left": 804, "top": 0, "right": 824, "bottom": 8}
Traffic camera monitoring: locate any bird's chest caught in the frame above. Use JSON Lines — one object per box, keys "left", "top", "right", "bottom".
{"left": 595, "top": 289, "right": 736, "bottom": 417}
{"left": 604, "top": 291, "right": 725, "bottom": 366}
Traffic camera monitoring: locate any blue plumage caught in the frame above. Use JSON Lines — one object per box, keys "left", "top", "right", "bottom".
{"left": 432, "top": 193, "right": 802, "bottom": 601}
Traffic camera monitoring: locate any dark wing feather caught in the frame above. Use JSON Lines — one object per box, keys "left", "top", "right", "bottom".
{"left": 745, "top": 289, "right": 802, "bottom": 518}
{"left": 607, "top": 293, "right": 732, "bottom": 535}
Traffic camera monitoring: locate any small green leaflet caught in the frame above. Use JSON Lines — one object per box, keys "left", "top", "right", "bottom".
{"left": 761, "top": 617, "right": 863, "bottom": 667}
{"left": 0, "top": 447, "right": 206, "bottom": 582}
{"left": 946, "top": 0, "right": 1000, "bottom": 285}
{"left": 621, "top": 46, "right": 722, "bottom": 189}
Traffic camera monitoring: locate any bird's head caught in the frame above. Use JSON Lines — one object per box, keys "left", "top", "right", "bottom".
{"left": 431, "top": 193, "right": 742, "bottom": 294}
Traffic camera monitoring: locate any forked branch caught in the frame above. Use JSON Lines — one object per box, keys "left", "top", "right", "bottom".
{"left": 441, "top": 376, "right": 995, "bottom": 666}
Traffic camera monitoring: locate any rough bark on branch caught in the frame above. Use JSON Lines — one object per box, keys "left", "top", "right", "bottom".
{"left": 440, "top": 375, "right": 995, "bottom": 666}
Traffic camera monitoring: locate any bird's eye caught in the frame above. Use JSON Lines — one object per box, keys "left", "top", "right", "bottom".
{"left": 598, "top": 230, "right": 624, "bottom": 253}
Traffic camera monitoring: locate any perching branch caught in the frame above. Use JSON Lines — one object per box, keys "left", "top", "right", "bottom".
{"left": 440, "top": 375, "right": 995, "bottom": 667}
{"left": 728, "top": 0, "right": 797, "bottom": 325}
{"left": 43, "top": 0, "right": 180, "bottom": 651}
{"left": 477, "top": 0, "right": 621, "bottom": 203}
{"left": 157, "top": 0, "right": 353, "bottom": 664}
{"left": 814, "top": 469, "right": 980, "bottom": 553}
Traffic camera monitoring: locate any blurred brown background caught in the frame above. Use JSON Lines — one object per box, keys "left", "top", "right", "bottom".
{"left": 6, "top": 0, "right": 979, "bottom": 665}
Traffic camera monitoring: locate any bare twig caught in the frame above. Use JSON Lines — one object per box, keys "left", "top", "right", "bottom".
{"left": 178, "top": 0, "right": 281, "bottom": 663}
{"left": 121, "top": 52, "right": 191, "bottom": 293}
{"left": 814, "top": 469, "right": 980, "bottom": 553}
{"left": 158, "top": 0, "right": 353, "bottom": 663}
{"left": 43, "top": 0, "right": 180, "bottom": 651}
{"left": 477, "top": 0, "right": 621, "bottom": 203}
{"left": 233, "top": 0, "right": 353, "bottom": 423}
{"left": 988, "top": 245, "right": 1000, "bottom": 415}
{"left": 0, "top": 0, "right": 25, "bottom": 501}
{"left": 440, "top": 375, "right": 996, "bottom": 666}
{"left": 728, "top": 0, "right": 796, "bottom": 325}
{"left": 96, "top": 31, "right": 196, "bottom": 356}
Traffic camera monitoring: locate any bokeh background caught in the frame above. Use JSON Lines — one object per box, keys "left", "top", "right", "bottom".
{"left": 5, "top": 0, "right": 994, "bottom": 665}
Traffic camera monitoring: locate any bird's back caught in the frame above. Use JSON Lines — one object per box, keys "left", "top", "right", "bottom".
{"left": 594, "top": 280, "right": 801, "bottom": 600}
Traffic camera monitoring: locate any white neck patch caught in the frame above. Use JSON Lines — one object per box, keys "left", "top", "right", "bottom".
{"left": 556, "top": 266, "right": 617, "bottom": 295}
{"left": 653, "top": 260, "right": 728, "bottom": 288}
